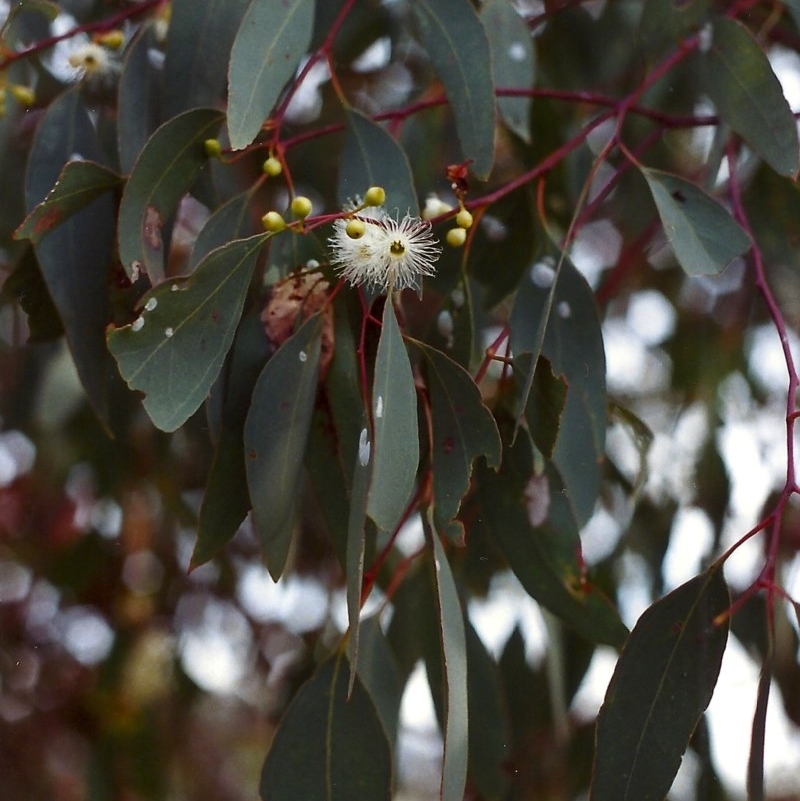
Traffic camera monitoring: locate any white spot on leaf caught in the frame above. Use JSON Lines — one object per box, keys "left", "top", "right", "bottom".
{"left": 530, "top": 259, "right": 555, "bottom": 288}
{"left": 131, "top": 317, "right": 144, "bottom": 332}
{"left": 375, "top": 396, "right": 384, "bottom": 419}
{"left": 557, "top": 301, "right": 571, "bottom": 319}
{"left": 165, "top": 327, "right": 173, "bottom": 338}
{"left": 358, "top": 428, "right": 371, "bottom": 466}
{"left": 507, "top": 42, "right": 527, "bottom": 62}
{"left": 144, "top": 297, "right": 157, "bottom": 312}
{"left": 298, "top": 350, "right": 307, "bottom": 363}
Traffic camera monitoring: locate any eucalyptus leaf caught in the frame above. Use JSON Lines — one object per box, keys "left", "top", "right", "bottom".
{"left": 702, "top": 17, "right": 799, "bottom": 177}
{"left": 227, "top": 0, "right": 316, "bottom": 149}
{"left": 24, "top": 90, "right": 115, "bottom": 427}
{"left": 641, "top": 168, "right": 751, "bottom": 277}
{"left": 108, "top": 234, "right": 267, "bottom": 432}
{"left": 338, "top": 109, "right": 418, "bottom": 215}
{"left": 591, "top": 567, "right": 730, "bottom": 801}
{"left": 16, "top": 160, "right": 121, "bottom": 244}
{"left": 411, "top": 0, "right": 496, "bottom": 180}
{"left": 417, "top": 343, "right": 501, "bottom": 544}
{"left": 245, "top": 313, "right": 323, "bottom": 580}
{"left": 481, "top": 0, "right": 535, "bottom": 143}
{"left": 429, "top": 518, "right": 469, "bottom": 801}
{"left": 164, "top": 0, "right": 250, "bottom": 118}
{"left": 260, "top": 653, "right": 392, "bottom": 801}
{"left": 117, "top": 108, "right": 225, "bottom": 283}
{"left": 366, "top": 300, "right": 419, "bottom": 534}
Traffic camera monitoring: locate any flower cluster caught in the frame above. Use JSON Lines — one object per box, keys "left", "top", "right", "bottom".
{"left": 328, "top": 203, "right": 441, "bottom": 293}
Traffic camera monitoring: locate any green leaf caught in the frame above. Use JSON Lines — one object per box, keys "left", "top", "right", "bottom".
{"left": 474, "top": 437, "right": 627, "bottom": 648}
{"left": 163, "top": 0, "right": 250, "bottom": 118}
{"left": 189, "top": 190, "right": 256, "bottom": 270}
{"left": 245, "top": 313, "right": 323, "bottom": 579}
{"left": 747, "top": 663, "right": 770, "bottom": 801}
{"left": 338, "top": 109, "right": 418, "bottom": 215}
{"left": 516, "top": 354, "right": 568, "bottom": 460}
{"left": 259, "top": 653, "right": 392, "bottom": 801}
{"left": 702, "top": 17, "right": 799, "bottom": 177}
{"left": 511, "top": 257, "right": 606, "bottom": 526}
{"left": 192, "top": 426, "right": 250, "bottom": 568}
{"left": 346, "top": 410, "right": 372, "bottom": 688}
{"left": 411, "top": 0, "right": 496, "bottom": 180}
{"left": 16, "top": 160, "right": 121, "bottom": 244}
{"left": 638, "top": 0, "right": 710, "bottom": 61}
{"left": 429, "top": 519, "right": 469, "bottom": 801}
{"left": 117, "top": 108, "right": 224, "bottom": 284}
{"left": 108, "top": 234, "right": 266, "bottom": 432}
{"left": 641, "top": 168, "right": 751, "bottom": 277}
{"left": 366, "top": 300, "right": 419, "bottom": 534}
{"left": 481, "top": 0, "right": 535, "bottom": 143}
{"left": 356, "top": 616, "right": 404, "bottom": 748}
{"left": 193, "top": 311, "right": 271, "bottom": 567}
{"left": 24, "top": 90, "right": 115, "bottom": 427}
{"left": 466, "top": 620, "right": 511, "bottom": 801}
{"left": 590, "top": 567, "right": 730, "bottom": 801}
{"left": 417, "top": 343, "right": 501, "bottom": 544}
{"left": 227, "top": 0, "right": 316, "bottom": 150}
{"left": 117, "top": 24, "right": 162, "bottom": 174}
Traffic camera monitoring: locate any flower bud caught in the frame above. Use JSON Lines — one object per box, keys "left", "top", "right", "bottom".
{"left": 345, "top": 219, "right": 366, "bottom": 239}
{"left": 204, "top": 138, "right": 222, "bottom": 158}
{"left": 290, "top": 195, "right": 313, "bottom": 219}
{"left": 364, "top": 186, "right": 386, "bottom": 207}
{"left": 456, "top": 208, "right": 474, "bottom": 229}
{"left": 96, "top": 30, "right": 125, "bottom": 49}
{"left": 446, "top": 227, "right": 467, "bottom": 248}
{"left": 262, "top": 156, "right": 282, "bottom": 176}
{"left": 262, "top": 211, "right": 286, "bottom": 232}
{"left": 9, "top": 85, "right": 35, "bottom": 107}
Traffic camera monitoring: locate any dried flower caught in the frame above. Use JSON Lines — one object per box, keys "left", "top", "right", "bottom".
{"left": 329, "top": 208, "right": 441, "bottom": 292}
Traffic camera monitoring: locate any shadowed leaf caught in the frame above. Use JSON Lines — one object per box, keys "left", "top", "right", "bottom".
{"left": 245, "top": 313, "right": 323, "bottom": 579}
{"left": 591, "top": 567, "right": 730, "bottom": 801}
{"left": 260, "top": 653, "right": 392, "bottom": 801}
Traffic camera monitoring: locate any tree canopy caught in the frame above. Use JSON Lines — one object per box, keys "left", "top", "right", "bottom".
{"left": 1, "top": 1, "right": 800, "bottom": 799}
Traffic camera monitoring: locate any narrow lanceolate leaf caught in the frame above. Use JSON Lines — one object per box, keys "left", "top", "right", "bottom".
{"left": 411, "top": 0, "right": 496, "bottom": 180}
{"left": 702, "top": 17, "right": 799, "bottom": 178}
{"left": 747, "top": 662, "right": 771, "bottom": 801}
{"left": 641, "top": 168, "right": 751, "bottom": 277}
{"left": 117, "top": 24, "right": 162, "bottom": 174}
{"left": 227, "top": 0, "right": 316, "bottom": 150}
{"left": 16, "top": 160, "right": 121, "bottom": 244}
{"left": 346, "top": 412, "right": 372, "bottom": 691}
{"left": 590, "top": 567, "right": 730, "bottom": 801}
{"left": 338, "top": 110, "right": 418, "bottom": 215}
{"left": 24, "top": 89, "right": 115, "bottom": 427}
{"left": 164, "top": 0, "right": 250, "bottom": 118}
{"left": 418, "top": 343, "right": 501, "bottom": 544}
{"left": 260, "top": 653, "right": 392, "bottom": 801}
{"left": 511, "top": 257, "right": 606, "bottom": 526}
{"left": 366, "top": 300, "right": 419, "bottom": 534}
{"left": 117, "top": 108, "right": 224, "bottom": 283}
{"left": 429, "top": 519, "right": 469, "bottom": 801}
{"left": 245, "top": 314, "right": 323, "bottom": 580}
{"left": 481, "top": 0, "right": 535, "bottom": 143}
{"left": 108, "top": 234, "right": 267, "bottom": 432}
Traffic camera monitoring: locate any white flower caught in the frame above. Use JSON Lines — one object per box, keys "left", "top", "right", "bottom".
{"left": 329, "top": 209, "right": 441, "bottom": 292}
{"left": 44, "top": 15, "right": 121, "bottom": 86}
